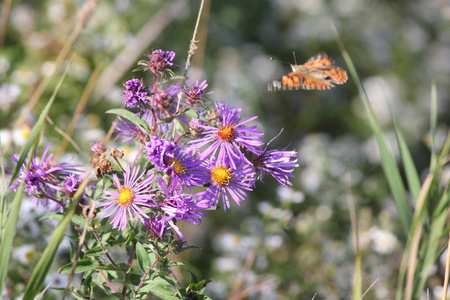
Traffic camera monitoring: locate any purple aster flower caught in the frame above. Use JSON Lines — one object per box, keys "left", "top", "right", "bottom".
{"left": 199, "top": 158, "right": 255, "bottom": 211}
{"left": 114, "top": 110, "right": 171, "bottom": 144}
{"left": 114, "top": 116, "right": 148, "bottom": 145}
{"left": 189, "top": 103, "right": 264, "bottom": 166}
{"left": 146, "top": 136, "right": 209, "bottom": 187}
{"left": 123, "top": 79, "right": 149, "bottom": 107}
{"left": 146, "top": 136, "right": 176, "bottom": 168}
{"left": 90, "top": 141, "right": 106, "bottom": 154}
{"left": 143, "top": 213, "right": 168, "bottom": 239}
{"left": 253, "top": 148, "right": 299, "bottom": 186}
{"left": 141, "top": 49, "right": 176, "bottom": 74}
{"left": 63, "top": 174, "right": 81, "bottom": 197}
{"left": 11, "top": 147, "right": 82, "bottom": 210}
{"left": 150, "top": 177, "right": 211, "bottom": 239}
{"left": 63, "top": 174, "right": 87, "bottom": 204}
{"left": 99, "top": 165, "right": 156, "bottom": 231}
{"left": 184, "top": 80, "right": 212, "bottom": 106}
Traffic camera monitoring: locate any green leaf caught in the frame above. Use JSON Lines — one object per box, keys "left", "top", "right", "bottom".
{"left": 60, "top": 260, "right": 123, "bottom": 274}
{"left": 84, "top": 246, "right": 105, "bottom": 256}
{"left": 105, "top": 108, "right": 149, "bottom": 132}
{"left": 39, "top": 211, "right": 65, "bottom": 222}
{"left": 136, "top": 242, "right": 152, "bottom": 272}
{"left": 142, "top": 284, "right": 178, "bottom": 300}
{"left": 70, "top": 214, "right": 88, "bottom": 227}
{"left": 183, "top": 108, "right": 207, "bottom": 121}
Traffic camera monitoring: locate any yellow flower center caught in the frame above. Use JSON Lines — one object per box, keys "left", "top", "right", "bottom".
{"left": 117, "top": 186, "right": 134, "bottom": 206}
{"left": 167, "top": 158, "right": 186, "bottom": 174}
{"left": 217, "top": 125, "right": 235, "bottom": 142}
{"left": 211, "top": 165, "right": 232, "bottom": 186}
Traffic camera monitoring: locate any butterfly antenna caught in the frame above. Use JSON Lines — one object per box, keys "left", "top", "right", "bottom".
{"left": 269, "top": 57, "right": 291, "bottom": 65}
{"left": 292, "top": 52, "right": 298, "bottom": 65}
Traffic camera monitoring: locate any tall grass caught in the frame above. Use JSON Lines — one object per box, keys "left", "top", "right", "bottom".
{"left": 334, "top": 26, "right": 450, "bottom": 299}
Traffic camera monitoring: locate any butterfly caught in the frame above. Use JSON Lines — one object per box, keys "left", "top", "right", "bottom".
{"left": 268, "top": 52, "right": 348, "bottom": 91}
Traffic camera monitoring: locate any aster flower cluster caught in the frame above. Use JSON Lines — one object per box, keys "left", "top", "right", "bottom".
{"left": 6, "top": 48, "right": 299, "bottom": 299}
{"left": 99, "top": 49, "right": 299, "bottom": 239}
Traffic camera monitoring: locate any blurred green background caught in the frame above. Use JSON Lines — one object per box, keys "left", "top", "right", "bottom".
{"left": 1, "top": 0, "right": 450, "bottom": 299}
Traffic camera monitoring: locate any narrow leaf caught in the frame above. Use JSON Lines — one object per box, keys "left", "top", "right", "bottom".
{"left": 333, "top": 29, "right": 412, "bottom": 232}
{"left": 105, "top": 108, "right": 148, "bottom": 131}
{"left": 392, "top": 116, "right": 421, "bottom": 202}
{"left": 136, "top": 242, "right": 151, "bottom": 272}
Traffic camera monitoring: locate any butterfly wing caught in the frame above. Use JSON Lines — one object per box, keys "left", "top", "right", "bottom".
{"left": 268, "top": 52, "right": 347, "bottom": 91}
{"left": 322, "top": 67, "right": 348, "bottom": 85}
{"left": 269, "top": 71, "right": 334, "bottom": 91}
{"left": 303, "top": 52, "right": 334, "bottom": 67}
{"left": 304, "top": 53, "right": 348, "bottom": 84}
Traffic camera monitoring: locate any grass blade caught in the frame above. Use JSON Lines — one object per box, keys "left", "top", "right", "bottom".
{"left": 0, "top": 178, "right": 26, "bottom": 294}
{"left": 23, "top": 179, "right": 87, "bottom": 299}
{"left": 332, "top": 25, "right": 412, "bottom": 232}
{"left": 392, "top": 115, "right": 421, "bottom": 202}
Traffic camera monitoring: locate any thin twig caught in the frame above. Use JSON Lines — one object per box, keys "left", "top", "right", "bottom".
{"left": 361, "top": 279, "right": 379, "bottom": 298}
{"left": 92, "top": 230, "right": 119, "bottom": 267}
{"left": 121, "top": 239, "right": 137, "bottom": 300}
{"left": 183, "top": 0, "right": 206, "bottom": 80}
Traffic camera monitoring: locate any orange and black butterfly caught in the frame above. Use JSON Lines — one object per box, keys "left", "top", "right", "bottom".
{"left": 269, "top": 52, "right": 348, "bottom": 91}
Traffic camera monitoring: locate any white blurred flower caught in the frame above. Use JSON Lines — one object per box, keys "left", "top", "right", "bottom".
{"left": 362, "top": 132, "right": 400, "bottom": 165}
{"left": 264, "top": 234, "right": 284, "bottom": 250}
{"left": 14, "top": 244, "right": 37, "bottom": 264}
{"left": 213, "top": 257, "right": 240, "bottom": 272}
{"left": 0, "top": 55, "right": 10, "bottom": 78}
{"left": 277, "top": 186, "right": 304, "bottom": 204}
{"left": 40, "top": 61, "right": 57, "bottom": 77}
{"left": 0, "top": 129, "right": 12, "bottom": 148}
{"left": 11, "top": 68, "right": 37, "bottom": 86}
{"left": 0, "top": 84, "right": 21, "bottom": 108}
{"left": 11, "top": 5, "right": 35, "bottom": 33}
{"left": 370, "top": 227, "right": 397, "bottom": 254}
{"left": 47, "top": 1, "right": 68, "bottom": 23}
{"left": 315, "top": 205, "right": 332, "bottom": 221}
{"left": 45, "top": 272, "right": 69, "bottom": 288}
{"left": 12, "top": 124, "right": 31, "bottom": 146}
